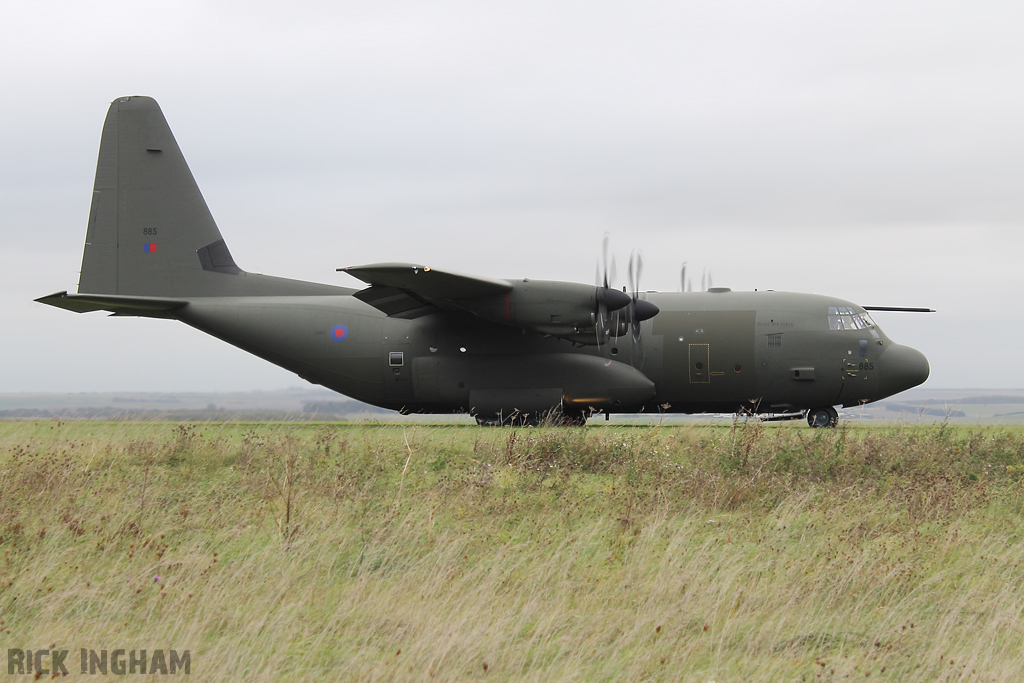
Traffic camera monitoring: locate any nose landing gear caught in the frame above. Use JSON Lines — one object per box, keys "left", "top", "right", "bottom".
{"left": 806, "top": 406, "right": 839, "bottom": 428}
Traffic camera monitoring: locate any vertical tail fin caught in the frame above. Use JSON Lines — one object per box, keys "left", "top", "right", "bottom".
{"left": 79, "top": 96, "right": 242, "bottom": 297}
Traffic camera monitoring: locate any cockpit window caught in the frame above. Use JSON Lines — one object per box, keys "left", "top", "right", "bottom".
{"left": 828, "top": 306, "right": 875, "bottom": 331}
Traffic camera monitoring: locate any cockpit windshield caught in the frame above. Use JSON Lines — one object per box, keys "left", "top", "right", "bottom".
{"left": 828, "top": 306, "right": 876, "bottom": 333}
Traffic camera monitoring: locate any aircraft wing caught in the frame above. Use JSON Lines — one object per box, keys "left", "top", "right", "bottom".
{"left": 340, "top": 263, "right": 512, "bottom": 317}
{"left": 340, "top": 263, "right": 511, "bottom": 299}
{"left": 340, "top": 263, "right": 630, "bottom": 344}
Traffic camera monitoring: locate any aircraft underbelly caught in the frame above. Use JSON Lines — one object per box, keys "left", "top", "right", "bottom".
{"left": 402, "top": 353, "right": 655, "bottom": 414}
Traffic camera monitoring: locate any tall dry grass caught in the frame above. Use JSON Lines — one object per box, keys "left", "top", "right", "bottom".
{"left": 1, "top": 420, "right": 1022, "bottom": 681}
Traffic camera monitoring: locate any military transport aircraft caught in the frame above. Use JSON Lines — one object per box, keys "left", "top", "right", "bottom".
{"left": 37, "top": 96, "right": 931, "bottom": 427}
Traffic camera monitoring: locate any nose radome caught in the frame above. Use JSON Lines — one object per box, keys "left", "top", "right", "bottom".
{"left": 880, "top": 344, "right": 930, "bottom": 397}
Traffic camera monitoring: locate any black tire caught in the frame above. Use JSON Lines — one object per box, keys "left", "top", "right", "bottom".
{"left": 806, "top": 406, "right": 838, "bottom": 428}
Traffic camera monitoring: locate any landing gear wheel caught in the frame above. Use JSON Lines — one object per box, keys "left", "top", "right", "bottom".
{"left": 806, "top": 406, "right": 839, "bottom": 428}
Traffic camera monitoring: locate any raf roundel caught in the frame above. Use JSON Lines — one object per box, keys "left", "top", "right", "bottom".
{"left": 330, "top": 324, "right": 349, "bottom": 342}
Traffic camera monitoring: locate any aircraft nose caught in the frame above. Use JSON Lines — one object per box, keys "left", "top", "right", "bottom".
{"left": 879, "top": 343, "right": 930, "bottom": 397}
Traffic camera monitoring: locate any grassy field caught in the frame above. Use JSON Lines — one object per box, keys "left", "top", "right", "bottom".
{"left": 1, "top": 420, "right": 1023, "bottom": 681}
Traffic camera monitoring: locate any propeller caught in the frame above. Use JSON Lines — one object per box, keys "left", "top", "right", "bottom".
{"left": 680, "top": 262, "right": 692, "bottom": 292}
{"left": 626, "top": 250, "right": 660, "bottom": 364}
{"left": 594, "top": 234, "right": 629, "bottom": 350}
{"left": 700, "top": 268, "right": 714, "bottom": 292}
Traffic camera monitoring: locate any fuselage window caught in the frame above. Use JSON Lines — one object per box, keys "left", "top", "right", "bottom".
{"left": 389, "top": 351, "right": 404, "bottom": 367}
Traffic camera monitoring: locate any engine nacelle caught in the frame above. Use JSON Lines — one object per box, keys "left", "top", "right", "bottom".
{"left": 462, "top": 279, "right": 631, "bottom": 337}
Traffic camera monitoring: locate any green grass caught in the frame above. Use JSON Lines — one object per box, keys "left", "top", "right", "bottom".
{"left": 2, "top": 421, "right": 1023, "bottom": 681}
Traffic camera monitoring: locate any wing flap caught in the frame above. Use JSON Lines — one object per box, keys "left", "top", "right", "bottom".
{"left": 352, "top": 286, "right": 435, "bottom": 319}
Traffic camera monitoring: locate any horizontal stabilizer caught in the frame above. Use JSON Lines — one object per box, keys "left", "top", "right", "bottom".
{"left": 340, "top": 263, "right": 511, "bottom": 301}
{"left": 35, "top": 291, "right": 187, "bottom": 315}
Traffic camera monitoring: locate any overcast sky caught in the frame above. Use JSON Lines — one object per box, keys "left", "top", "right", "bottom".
{"left": 2, "top": 0, "right": 1022, "bottom": 393}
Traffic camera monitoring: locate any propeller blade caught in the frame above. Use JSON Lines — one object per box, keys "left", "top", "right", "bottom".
{"left": 628, "top": 251, "right": 643, "bottom": 299}
{"left": 594, "top": 234, "right": 628, "bottom": 351}
{"left": 595, "top": 302, "right": 608, "bottom": 349}
{"left": 625, "top": 250, "right": 657, "bottom": 366}
{"left": 626, "top": 252, "right": 635, "bottom": 297}
{"left": 601, "top": 234, "right": 610, "bottom": 290}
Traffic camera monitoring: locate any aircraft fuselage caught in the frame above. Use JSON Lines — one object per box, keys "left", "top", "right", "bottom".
{"left": 176, "top": 287, "right": 928, "bottom": 418}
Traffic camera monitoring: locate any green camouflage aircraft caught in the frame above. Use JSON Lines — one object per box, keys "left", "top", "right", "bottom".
{"left": 38, "top": 96, "right": 931, "bottom": 427}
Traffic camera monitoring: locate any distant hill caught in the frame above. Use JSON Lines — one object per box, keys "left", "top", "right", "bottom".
{"left": 0, "top": 388, "right": 391, "bottom": 421}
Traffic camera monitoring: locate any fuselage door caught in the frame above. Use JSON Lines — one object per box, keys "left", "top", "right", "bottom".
{"left": 382, "top": 318, "right": 415, "bottom": 405}
{"left": 689, "top": 343, "right": 710, "bottom": 384}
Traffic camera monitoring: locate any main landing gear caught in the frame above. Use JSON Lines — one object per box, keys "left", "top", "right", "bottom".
{"left": 474, "top": 409, "right": 588, "bottom": 427}
{"left": 806, "top": 406, "right": 839, "bottom": 428}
